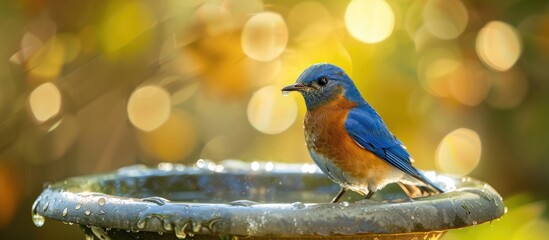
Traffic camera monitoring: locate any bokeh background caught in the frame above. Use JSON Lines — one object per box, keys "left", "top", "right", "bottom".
{"left": 1, "top": 0, "right": 548, "bottom": 239}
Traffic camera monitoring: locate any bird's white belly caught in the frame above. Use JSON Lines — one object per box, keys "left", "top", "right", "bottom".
{"left": 307, "top": 143, "right": 406, "bottom": 194}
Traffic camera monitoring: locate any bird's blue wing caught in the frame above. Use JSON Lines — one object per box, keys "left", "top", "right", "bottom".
{"left": 344, "top": 105, "right": 442, "bottom": 192}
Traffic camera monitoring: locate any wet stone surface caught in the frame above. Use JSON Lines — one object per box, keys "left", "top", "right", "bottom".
{"left": 32, "top": 161, "right": 505, "bottom": 239}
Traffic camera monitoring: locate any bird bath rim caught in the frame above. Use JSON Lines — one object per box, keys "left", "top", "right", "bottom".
{"left": 32, "top": 161, "right": 505, "bottom": 239}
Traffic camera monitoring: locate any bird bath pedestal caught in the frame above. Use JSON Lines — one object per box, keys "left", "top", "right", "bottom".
{"left": 32, "top": 161, "right": 505, "bottom": 239}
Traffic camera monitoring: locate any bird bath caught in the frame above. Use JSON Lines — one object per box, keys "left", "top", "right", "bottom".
{"left": 32, "top": 160, "right": 505, "bottom": 239}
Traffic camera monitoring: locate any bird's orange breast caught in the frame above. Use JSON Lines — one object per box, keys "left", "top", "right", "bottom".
{"left": 304, "top": 94, "right": 393, "bottom": 189}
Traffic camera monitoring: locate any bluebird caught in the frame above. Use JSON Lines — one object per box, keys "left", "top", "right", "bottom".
{"left": 282, "top": 63, "right": 444, "bottom": 203}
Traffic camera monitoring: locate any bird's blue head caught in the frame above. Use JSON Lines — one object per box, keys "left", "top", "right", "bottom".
{"left": 282, "top": 63, "right": 363, "bottom": 110}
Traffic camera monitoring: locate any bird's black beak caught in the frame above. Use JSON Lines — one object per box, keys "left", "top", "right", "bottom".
{"left": 281, "top": 83, "right": 308, "bottom": 92}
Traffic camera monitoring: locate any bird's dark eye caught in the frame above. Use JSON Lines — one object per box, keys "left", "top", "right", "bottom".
{"left": 317, "top": 77, "right": 328, "bottom": 86}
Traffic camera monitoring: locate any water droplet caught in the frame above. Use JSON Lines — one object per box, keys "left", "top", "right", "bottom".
{"left": 410, "top": 216, "right": 415, "bottom": 220}
{"left": 158, "top": 231, "right": 164, "bottom": 236}
{"left": 196, "top": 159, "right": 206, "bottom": 168}
{"left": 340, "top": 201, "right": 350, "bottom": 207}
{"left": 98, "top": 197, "right": 106, "bottom": 206}
{"left": 207, "top": 162, "right": 217, "bottom": 171}
{"left": 75, "top": 203, "right": 82, "bottom": 210}
{"left": 229, "top": 200, "right": 258, "bottom": 207}
{"left": 176, "top": 222, "right": 191, "bottom": 239}
{"left": 175, "top": 226, "right": 187, "bottom": 239}
{"left": 31, "top": 198, "right": 40, "bottom": 214}
{"left": 207, "top": 219, "right": 220, "bottom": 231}
{"left": 42, "top": 201, "right": 49, "bottom": 212}
{"left": 265, "top": 161, "right": 274, "bottom": 171}
{"left": 214, "top": 164, "right": 224, "bottom": 172}
{"left": 192, "top": 221, "right": 202, "bottom": 232}
{"left": 62, "top": 208, "right": 68, "bottom": 217}
{"left": 472, "top": 220, "right": 478, "bottom": 225}
{"left": 137, "top": 218, "right": 146, "bottom": 229}
{"left": 292, "top": 202, "right": 306, "bottom": 209}
{"left": 251, "top": 161, "right": 260, "bottom": 171}
{"left": 163, "top": 221, "right": 173, "bottom": 231}
{"left": 84, "top": 210, "right": 91, "bottom": 216}
{"left": 32, "top": 213, "right": 45, "bottom": 227}
{"left": 504, "top": 207, "right": 508, "bottom": 214}
{"left": 282, "top": 91, "right": 289, "bottom": 96}
{"left": 158, "top": 162, "right": 174, "bottom": 171}
{"left": 142, "top": 196, "right": 170, "bottom": 206}
{"left": 90, "top": 226, "right": 110, "bottom": 240}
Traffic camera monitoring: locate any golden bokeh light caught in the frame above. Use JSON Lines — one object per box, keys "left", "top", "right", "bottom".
{"left": 138, "top": 110, "right": 197, "bottom": 162}
{"left": 192, "top": 3, "right": 235, "bottom": 36}
{"left": 127, "top": 85, "right": 171, "bottom": 132}
{"left": 423, "top": 0, "right": 468, "bottom": 40}
{"left": 448, "top": 61, "right": 491, "bottom": 106}
{"left": 413, "top": 26, "right": 436, "bottom": 53}
{"left": 345, "top": 0, "right": 395, "bottom": 44}
{"left": 425, "top": 58, "right": 459, "bottom": 97}
{"left": 404, "top": 1, "right": 424, "bottom": 40}
{"left": 476, "top": 21, "right": 522, "bottom": 71}
{"left": 241, "top": 12, "right": 289, "bottom": 62}
{"left": 28, "top": 82, "right": 62, "bottom": 123}
{"left": 287, "top": 1, "right": 333, "bottom": 47}
{"left": 436, "top": 128, "right": 482, "bottom": 176}
{"left": 417, "top": 47, "right": 462, "bottom": 97}
{"left": 27, "top": 37, "right": 65, "bottom": 81}
{"left": 100, "top": 0, "right": 155, "bottom": 52}
{"left": 247, "top": 85, "right": 297, "bottom": 134}
{"left": 9, "top": 32, "right": 42, "bottom": 65}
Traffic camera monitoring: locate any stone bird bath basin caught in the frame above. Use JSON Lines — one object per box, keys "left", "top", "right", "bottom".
{"left": 32, "top": 160, "right": 505, "bottom": 239}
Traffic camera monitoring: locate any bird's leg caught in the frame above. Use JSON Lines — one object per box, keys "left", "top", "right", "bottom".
{"left": 397, "top": 182, "right": 419, "bottom": 198}
{"left": 364, "top": 191, "right": 375, "bottom": 200}
{"left": 397, "top": 182, "right": 435, "bottom": 199}
{"left": 331, "top": 187, "right": 346, "bottom": 203}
